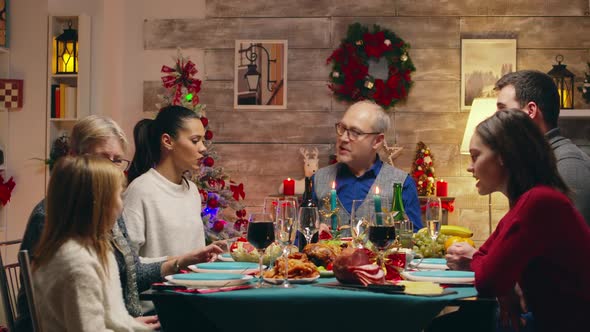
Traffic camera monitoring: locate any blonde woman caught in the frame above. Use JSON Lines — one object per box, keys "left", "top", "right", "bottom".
{"left": 33, "top": 155, "right": 153, "bottom": 331}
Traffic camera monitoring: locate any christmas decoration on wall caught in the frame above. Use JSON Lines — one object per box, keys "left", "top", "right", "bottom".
{"left": 381, "top": 140, "right": 403, "bottom": 167}
{"left": 578, "top": 62, "right": 590, "bottom": 104}
{"left": 158, "top": 50, "right": 247, "bottom": 243}
{"left": 410, "top": 141, "right": 435, "bottom": 196}
{"left": 327, "top": 23, "right": 415, "bottom": 110}
{"left": 0, "top": 79, "right": 23, "bottom": 110}
{"left": 0, "top": 171, "right": 15, "bottom": 206}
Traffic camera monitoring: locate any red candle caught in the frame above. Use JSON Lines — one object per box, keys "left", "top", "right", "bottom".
{"left": 283, "top": 178, "right": 295, "bottom": 196}
{"left": 436, "top": 180, "right": 448, "bottom": 197}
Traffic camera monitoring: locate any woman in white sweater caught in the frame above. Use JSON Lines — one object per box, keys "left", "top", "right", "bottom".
{"left": 33, "top": 155, "right": 155, "bottom": 331}
{"left": 124, "top": 105, "right": 222, "bottom": 264}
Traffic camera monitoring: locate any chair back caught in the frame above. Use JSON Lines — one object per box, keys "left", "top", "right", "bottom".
{"left": 0, "top": 239, "right": 22, "bottom": 331}
{"left": 18, "top": 250, "right": 42, "bottom": 332}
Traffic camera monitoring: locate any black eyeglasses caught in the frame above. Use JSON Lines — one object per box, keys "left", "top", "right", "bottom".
{"left": 335, "top": 123, "right": 381, "bottom": 141}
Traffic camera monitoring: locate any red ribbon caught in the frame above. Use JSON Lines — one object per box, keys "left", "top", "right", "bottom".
{"left": 0, "top": 174, "right": 15, "bottom": 206}
{"left": 160, "top": 59, "right": 202, "bottom": 106}
{"left": 230, "top": 182, "right": 246, "bottom": 201}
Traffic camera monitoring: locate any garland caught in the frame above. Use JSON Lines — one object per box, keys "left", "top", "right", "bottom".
{"left": 327, "top": 23, "right": 415, "bottom": 109}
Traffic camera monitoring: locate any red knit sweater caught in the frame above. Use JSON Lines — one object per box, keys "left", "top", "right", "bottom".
{"left": 472, "top": 186, "right": 590, "bottom": 332}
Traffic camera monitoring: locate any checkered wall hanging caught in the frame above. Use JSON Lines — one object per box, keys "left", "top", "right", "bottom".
{"left": 0, "top": 79, "right": 23, "bottom": 110}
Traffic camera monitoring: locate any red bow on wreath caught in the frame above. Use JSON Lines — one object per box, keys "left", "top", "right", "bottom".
{"left": 230, "top": 182, "right": 246, "bottom": 201}
{"left": 0, "top": 174, "right": 16, "bottom": 206}
{"left": 161, "top": 59, "right": 202, "bottom": 106}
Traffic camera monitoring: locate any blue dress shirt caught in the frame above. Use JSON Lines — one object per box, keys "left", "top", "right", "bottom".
{"left": 312, "top": 158, "right": 423, "bottom": 231}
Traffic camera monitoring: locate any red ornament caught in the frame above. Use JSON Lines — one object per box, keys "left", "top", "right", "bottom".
{"left": 234, "top": 218, "right": 249, "bottom": 232}
{"left": 235, "top": 209, "right": 247, "bottom": 218}
{"left": 207, "top": 178, "right": 217, "bottom": 187}
{"left": 212, "top": 220, "right": 226, "bottom": 232}
{"left": 205, "top": 130, "right": 213, "bottom": 140}
{"left": 0, "top": 174, "right": 16, "bottom": 206}
{"left": 207, "top": 198, "right": 219, "bottom": 208}
{"left": 202, "top": 157, "right": 214, "bottom": 167}
{"left": 200, "top": 117, "right": 209, "bottom": 127}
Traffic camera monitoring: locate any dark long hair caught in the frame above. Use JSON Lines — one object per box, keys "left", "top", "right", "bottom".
{"left": 127, "top": 105, "right": 199, "bottom": 183}
{"left": 475, "top": 109, "right": 569, "bottom": 205}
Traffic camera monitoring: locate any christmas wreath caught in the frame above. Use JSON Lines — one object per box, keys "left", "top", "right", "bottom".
{"left": 327, "top": 23, "right": 415, "bottom": 109}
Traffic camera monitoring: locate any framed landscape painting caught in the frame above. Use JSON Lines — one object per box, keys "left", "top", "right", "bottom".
{"left": 461, "top": 39, "right": 517, "bottom": 109}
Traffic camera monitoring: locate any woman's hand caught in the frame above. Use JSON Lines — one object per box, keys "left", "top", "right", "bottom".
{"left": 445, "top": 242, "right": 476, "bottom": 271}
{"left": 212, "top": 239, "right": 228, "bottom": 252}
{"left": 180, "top": 243, "right": 224, "bottom": 267}
{"left": 498, "top": 284, "right": 527, "bottom": 331}
{"left": 135, "top": 315, "right": 160, "bottom": 330}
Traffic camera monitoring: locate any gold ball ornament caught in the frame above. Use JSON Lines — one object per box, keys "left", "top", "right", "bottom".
{"left": 364, "top": 80, "right": 374, "bottom": 89}
{"left": 401, "top": 53, "right": 408, "bottom": 62}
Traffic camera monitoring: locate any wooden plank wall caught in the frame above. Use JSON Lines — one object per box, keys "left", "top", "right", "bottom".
{"left": 143, "top": 0, "right": 590, "bottom": 244}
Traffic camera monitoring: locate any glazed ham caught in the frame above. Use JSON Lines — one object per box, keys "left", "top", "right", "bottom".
{"left": 333, "top": 248, "right": 383, "bottom": 285}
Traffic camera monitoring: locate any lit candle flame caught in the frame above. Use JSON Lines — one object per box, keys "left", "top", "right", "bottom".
{"left": 287, "top": 177, "right": 291, "bottom": 181}
{"left": 332, "top": 181, "right": 336, "bottom": 189}
{"left": 375, "top": 186, "right": 380, "bottom": 194}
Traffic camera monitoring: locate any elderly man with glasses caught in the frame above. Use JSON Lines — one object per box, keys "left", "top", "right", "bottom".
{"left": 312, "top": 100, "right": 422, "bottom": 232}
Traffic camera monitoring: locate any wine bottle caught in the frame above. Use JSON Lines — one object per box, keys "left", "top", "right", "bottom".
{"left": 391, "top": 182, "right": 412, "bottom": 248}
{"left": 298, "top": 177, "right": 318, "bottom": 250}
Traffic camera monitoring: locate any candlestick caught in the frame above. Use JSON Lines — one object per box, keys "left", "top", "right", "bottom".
{"left": 436, "top": 179, "right": 448, "bottom": 197}
{"left": 283, "top": 178, "right": 295, "bottom": 196}
{"left": 330, "top": 181, "right": 338, "bottom": 230}
{"left": 374, "top": 186, "right": 382, "bottom": 225}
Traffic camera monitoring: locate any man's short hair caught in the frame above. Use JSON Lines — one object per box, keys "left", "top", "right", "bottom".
{"left": 494, "top": 70, "right": 561, "bottom": 129}
{"left": 347, "top": 100, "right": 390, "bottom": 133}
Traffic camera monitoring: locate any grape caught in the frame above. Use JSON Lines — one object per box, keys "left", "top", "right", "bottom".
{"left": 411, "top": 233, "right": 449, "bottom": 258}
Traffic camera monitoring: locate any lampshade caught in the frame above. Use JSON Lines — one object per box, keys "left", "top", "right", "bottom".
{"left": 460, "top": 98, "right": 497, "bottom": 155}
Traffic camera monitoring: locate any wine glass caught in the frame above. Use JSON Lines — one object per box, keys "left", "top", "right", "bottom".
{"left": 368, "top": 211, "right": 395, "bottom": 281}
{"left": 298, "top": 207, "right": 320, "bottom": 246}
{"left": 350, "top": 199, "right": 369, "bottom": 248}
{"left": 247, "top": 213, "right": 275, "bottom": 288}
{"left": 263, "top": 197, "right": 280, "bottom": 221}
{"left": 425, "top": 196, "right": 442, "bottom": 255}
{"left": 275, "top": 200, "right": 298, "bottom": 288}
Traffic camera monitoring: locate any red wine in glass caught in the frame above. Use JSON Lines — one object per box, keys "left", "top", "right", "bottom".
{"left": 247, "top": 222, "right": 275, "bottom": 249}
{"left": 368, "top": 225, "right": 396, "bottom": 250}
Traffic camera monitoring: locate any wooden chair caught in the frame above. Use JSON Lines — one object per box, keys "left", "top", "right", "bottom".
{"left": 0, "top": 239, "right": 22, "bottom": 331}
{"left": 18, "top": 250, "right": 41, "bottom": 332}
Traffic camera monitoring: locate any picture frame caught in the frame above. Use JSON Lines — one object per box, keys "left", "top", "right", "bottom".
{"left": 461, "top": 39, "right": 517, "bottom": 109}
{"left": 234, "top": 40, "right": 287, "bottom": 109}
{"left": 0, "top": 0, "right": 7, "bottom": 48}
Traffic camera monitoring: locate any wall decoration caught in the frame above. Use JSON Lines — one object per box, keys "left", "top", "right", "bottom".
{"left": 234, "top": 40, "right": 287, "bottom": 109}
{"left": 461, "top": 39, "right": 516, "bottom": 109}
{"left": 0, "top": 0, "right": 7, "bottom": 48}
{"left": 327, "top": 23, "right": 415, "bottom": 110}
{"left": 0, "top": 79, "right": 23, "bottom": 110}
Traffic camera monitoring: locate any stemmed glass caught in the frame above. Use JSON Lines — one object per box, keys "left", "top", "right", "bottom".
{"left": 368, "top": 211, "right": 395, "bottom": 281}
{"left": 263, "top": 197, "right": 279, "bottom": 221}
{"left": 247, "top": 213, "right": 275, "bottom": 288}
{"left": 298, "top": 207, "right": 320, "bottom": 247}
{"left": 350, "top": 199, "right": 369, "bottom": 248}
{"left": 275, "top": 199, "right": 299, "bottom": 288}
{"left": 425, "top": 196, "right": 442, "bottom": 255}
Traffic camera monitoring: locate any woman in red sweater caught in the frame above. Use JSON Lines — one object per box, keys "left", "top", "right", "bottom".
{"left": 446, "top": 109, "right": 590, "bottom": 332}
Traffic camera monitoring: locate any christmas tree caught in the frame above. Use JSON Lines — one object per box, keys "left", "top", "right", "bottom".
{"left": 410, "top": 141, "right": 436, "bottom": 196}
{"left": 158, "top": 50, "right": 248, "bottom": 243}
{"left": 578, "top": 62, "right": 590, "bottom": 104}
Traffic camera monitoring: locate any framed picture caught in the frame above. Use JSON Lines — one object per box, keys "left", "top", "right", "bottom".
{"left": 0, "top": 0, "right": 7, "bottom": 48}
{"left": 234, "top": 40, "right": 287, "bottom": 109}
{"left": 461, "top": 39, "right": 517, "bottom": 109}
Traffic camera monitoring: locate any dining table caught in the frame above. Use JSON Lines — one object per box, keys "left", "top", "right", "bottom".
{"left": 141, "top": 277, "right": 497, "bottom": 332}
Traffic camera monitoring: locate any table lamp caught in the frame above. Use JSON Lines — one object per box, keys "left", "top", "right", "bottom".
{"left": 461, "top": 98, "right": 497, "bottom": 235}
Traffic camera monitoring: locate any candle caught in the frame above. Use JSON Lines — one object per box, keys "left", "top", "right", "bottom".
{"left": 283, "top": 178, "right": 295, "bottom": 196}
{"left": 436, "top": 179, "right": 448, "bottom": 197}
{"left": 374, "top": 186, "right": 382, "bottom": 225}
{"left": 330, "top": 181, "right": 338, "bottom": 230}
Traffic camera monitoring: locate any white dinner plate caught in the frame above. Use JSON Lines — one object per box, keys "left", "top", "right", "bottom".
{"left": 409, "top": 258, "right": 449, "bottom": 270}
{"left": 401, "top": 270, "right": 474, "bottom": 284}
{"left": 165, "top": 273, "right": 253, "bottom": 288}
{"left": 263, "top": 275, "right": 320, "bottom": 284}
{"left": 188, "top": 262, "right": 262, "bottom": 275}
{"left": 218, "top": 253, "right": 235, "bottom": 262}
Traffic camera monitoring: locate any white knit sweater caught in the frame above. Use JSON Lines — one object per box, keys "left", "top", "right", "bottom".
{"left": 33, "top": 240, "right": 151, "bottom": 332}
{"left": 123, "top": 168, "right": 205, "bottom": 262}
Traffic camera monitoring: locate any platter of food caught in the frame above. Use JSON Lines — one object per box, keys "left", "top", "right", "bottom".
{"left": 263, "top": 275, "right": 320, "bottom": 285}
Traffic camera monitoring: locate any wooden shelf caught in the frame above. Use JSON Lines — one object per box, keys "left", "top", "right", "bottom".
{"left": 559, "top": 109, "right": 590, "bottom": 118}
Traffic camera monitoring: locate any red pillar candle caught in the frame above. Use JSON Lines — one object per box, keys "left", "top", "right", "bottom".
{"left": 436, "top": 180, "right": 448, "bottom": 197}
{"left": 283, "top": 178, "right": 295, "bottom": 196}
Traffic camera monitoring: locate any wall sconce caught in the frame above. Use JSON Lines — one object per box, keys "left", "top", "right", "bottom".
{"left": 239, "top": 43, "right": 277, "bottom": 92}
{"left": 55, "top": 20, "right": 78, "bottom": 74}
{"left": 547, "top": 54, "right": 575, "bottom": 109}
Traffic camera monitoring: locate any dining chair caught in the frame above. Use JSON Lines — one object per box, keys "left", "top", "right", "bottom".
{"left": 18, "top": 250, "right": 42, "bottom": 332}
{"left": 0, "top": 239, "right": 22, "bottom": 331}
